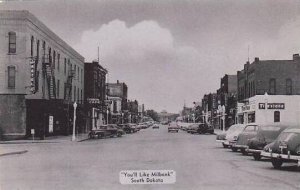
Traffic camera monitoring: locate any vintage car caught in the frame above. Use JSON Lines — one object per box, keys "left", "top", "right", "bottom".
{"left": 216, "top": 132, "right": 227, "bottom": 143}
{"left": 187, "top": 124, "right": 199, "bottom": 134}
{"left": 232, "top": 124, "right": 259, "bottom": 154}
{"left": 88, "top": 124, "right": 125, "bottom": 139}
{"left": 261, "top": 128, "right": 300, "bottom": 169}
{"left": 198, "top": 123, "right": 214, "bottom": 134}
{"left": 119, "top": 123, "right": 138, "bottom": 134}
{"left": 168, "top": 122, "right": 180, "bottom": 133}
{"left": 221, "top": 124, "right": 247, "bottom": 148}
{"left": 152, "top": 124, "right": 159, "bottom": 129}
{"left": 246, "top": 124, "right": 291, "bottom": 160}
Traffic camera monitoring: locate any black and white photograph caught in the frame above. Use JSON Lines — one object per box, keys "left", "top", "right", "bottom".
{"left": 0, "top": 0, "right": 300, "bottom": 189}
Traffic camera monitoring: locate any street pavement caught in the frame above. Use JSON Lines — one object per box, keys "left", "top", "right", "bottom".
{"left": 0, "top": 125, "right": 299, "bottom": 190}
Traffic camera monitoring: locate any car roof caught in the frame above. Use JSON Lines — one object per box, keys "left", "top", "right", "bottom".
{"left": 282, "top": 127, "right": 300, "bottom": 133}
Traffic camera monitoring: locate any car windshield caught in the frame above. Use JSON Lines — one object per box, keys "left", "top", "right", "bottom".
{"left": 227, "top": 125, "right": 244, "bottom": 133}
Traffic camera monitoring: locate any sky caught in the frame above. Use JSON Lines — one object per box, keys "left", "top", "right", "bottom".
{"left": 1, "top": 0, "right": 300, "bottom": 113}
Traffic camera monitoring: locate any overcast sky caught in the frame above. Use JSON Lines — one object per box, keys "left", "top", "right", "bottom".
{"left": 1, "top": 0, "right": 300, "bottom": 113}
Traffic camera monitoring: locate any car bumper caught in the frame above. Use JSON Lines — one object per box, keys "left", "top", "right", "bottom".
{"left": 224, "top": 140, "right": 236, "bottom": 147}
{"left": 261, "top": 151, "right": 300, "bottom": 165}
{"left": 233, "top": 144, "right": 248, "bottom": 149}
{"left": 216, "top": 140, "right": 225, "bottom": 143}
{"left": 246, "top": 148, "right": 262, "bottom": 154}
{"left": 168, "top": 128, "right": 179, "bottom": 131}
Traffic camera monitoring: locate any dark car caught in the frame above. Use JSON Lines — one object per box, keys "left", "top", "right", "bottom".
{"left": 197, "top": 123, "right": 214, "bottom": 134}
{"left": 246, "top": 124, "right": 291, "bottom": 160}
{"left": 187, "top": 124, "right": 199, "bottom": 134}
{"left": 118, "top": 124, "right": 136, "bottom": 134}
{"left": 152, "top": 124, "right": 159, "bottom": 129}
{"left": 261, "top": 128, "right": 300, "bottom": 169}
{"left": 232, "top": 124, "right": 258, "bottom": 154}
{"left": 88, "top": 124, "right": 124, "bottom": 139}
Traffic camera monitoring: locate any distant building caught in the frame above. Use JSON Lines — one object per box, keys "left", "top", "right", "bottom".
{"left": 237, "top": 55, "right": 300, "bottom": 102}
{"left": 84, "top": 61, "right": 107, "bottom": 129}
{"left": 158, "top": 111, "right": 179, "bottom": 123}
{"left": 216, "top": 74, "right": 237, "bottom": 129}
{"left": 127, "top": 100, "right": 139, "bottom": 123}
{"left": 0, "top": 10, "right": 84, "bottom": 139}
{"left": 107, "top": 81, "right": 128, "bottom": 124}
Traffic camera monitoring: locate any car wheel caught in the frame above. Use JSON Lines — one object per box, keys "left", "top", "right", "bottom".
{"left": 231, "top": 147, "right": 238, "bottom": 152}
{"left": 271, "top": 158, "right": 283, "bottom": 169}
{"left": 222, "top": 143, "right": 228, "bottom": 148}
{"left": 253, "top": 153, "right": 261, "bottom": 161}
{"left": 176, "top": 130, "right": 179, "bottom": 133}
{"left": 241, "top": 149, "right": 248, "bottom": 155}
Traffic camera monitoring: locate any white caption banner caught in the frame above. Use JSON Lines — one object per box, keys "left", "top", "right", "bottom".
{"left": 119, "top": 170, "right": 176, "bottom": 185}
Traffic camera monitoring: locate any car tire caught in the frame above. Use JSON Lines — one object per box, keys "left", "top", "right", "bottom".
{"left": 222, "top": 143, "right": 228, "bottom": 148}
{"left": 231, "top": 147, "right": 238, "bottom": 152}
{"left": 271, "top": 158, "right": 283, "bottom": 169}
{"left": 253, "top": 153, "right": 261, "bottom": 161}
{"left": 241, "top": 149, "right": 248, "bottom": 155}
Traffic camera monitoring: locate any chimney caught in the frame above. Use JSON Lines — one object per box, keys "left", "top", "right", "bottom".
{"left": 254, "top": 57, "right": 259, "bottom": 62}
{"left": 293, "top": 54, "right": 300, "bottom": 61}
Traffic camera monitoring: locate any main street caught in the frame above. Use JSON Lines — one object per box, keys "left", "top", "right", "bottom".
{"left": 0, "top": 125, "right": 299, "bottom": 190}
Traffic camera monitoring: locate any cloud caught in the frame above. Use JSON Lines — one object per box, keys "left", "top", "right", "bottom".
{"left": 74, "top": 20, "right": 218, "bottom": 112}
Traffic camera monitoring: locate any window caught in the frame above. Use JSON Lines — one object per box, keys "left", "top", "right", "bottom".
{"left": 57, "top": 80, "right": 60, "bottom": 98}
{"left": 48, "top": 48, "right": 52, "bottom": 63}
{"left": 64, "top": 58, "right": 67, "bottom": 75}
{"left": 8, "top": 66, "right": 16, "bottom": 88}
{"left": 81, "top": 89, "right": 83, "bottom": 102}
{"left": 31, "top": 36, "right": 34, "bottom": 57}
{"left": 245, "top": 125, "right": 257, "bottom": 131}
{"left": 269, "top": 78, "right": 276, "bottom": 95}
{"left": 57, "top": 53, "right": 60, "bottom": 71}
{"left": 77, "top": 88, "right": 79, "bottom": 102}
{"left": 248, "top": 113, "right": 255, "bottom": 123}
{"left": 286, "top": 79, "right": 292, "bottom": 95}
{"left": 53, "top": 51, "right": 56, "bottom": 69}
{"left": 8, "top": 32, "right": 16, "bottom": 54}
{"left": 36, "top": 40, "right": 40, "bottom": 60}
{"left": 74, "top": 86, "right": 76, "bottom": 101}
{"left": 274, "top": 111, "right": 280, "bottom": 122}
{"left": 113, "top": 101, "right": 117, "bottom": 113}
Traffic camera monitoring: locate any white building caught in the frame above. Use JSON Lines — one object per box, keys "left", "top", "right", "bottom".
{"left": 236, "top": 94, "right": 300, "bottom": 125}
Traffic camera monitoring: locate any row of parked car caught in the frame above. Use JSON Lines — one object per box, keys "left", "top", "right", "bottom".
{"left": 88, "top": 122, "right": 154, "bottom": 139}
{"left": 216, "top": 123, "right": 300, "bottom": 169}
{"left": 181, "top": 123, "right": 215, "bottom": 134}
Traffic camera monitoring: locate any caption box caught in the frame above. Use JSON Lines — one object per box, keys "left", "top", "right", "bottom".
{"left": 119, "top": 170, "right": 176, "bottom": 184}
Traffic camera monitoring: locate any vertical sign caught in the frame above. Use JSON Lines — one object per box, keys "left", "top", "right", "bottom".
{"left": 49, "top": 116, "right": 54, "bottom": 133}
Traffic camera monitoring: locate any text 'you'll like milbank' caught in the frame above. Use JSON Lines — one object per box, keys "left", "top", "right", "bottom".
{"left": 119, "top": 170, "right": 176, "bottom": 184}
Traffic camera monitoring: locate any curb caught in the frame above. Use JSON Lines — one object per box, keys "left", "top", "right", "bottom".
{"left": 0, "top": 150, "right": 28, "bottom": 157}
{"left": 0, "top": 141, "right": 59, "bottom": 144}
{"left": 77, "top": 138, "right": 90, "bottom": 142}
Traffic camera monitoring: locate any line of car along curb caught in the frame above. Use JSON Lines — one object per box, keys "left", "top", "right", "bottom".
{"left": 216, "top": 123, "right": 300, "bottom": 169}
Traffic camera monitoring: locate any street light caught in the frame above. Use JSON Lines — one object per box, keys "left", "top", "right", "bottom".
{"left": 192, "top": 113, "right": 195, "bottom": 123}
{"left": 222, "top": 105, "right": 226, "bottom": 132}
{"left": 121, "top": 112, "right": 124, "bottom": 124}
{"left": 72, "top": 102, "right": 77, "bottom": 141}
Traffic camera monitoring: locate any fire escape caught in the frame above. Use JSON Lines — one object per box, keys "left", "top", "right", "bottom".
{"left": 64, "top": 69, "right": 75, "bottom": 101}
{"left": 42, "top": 54, "right": 56, "bottom": 99}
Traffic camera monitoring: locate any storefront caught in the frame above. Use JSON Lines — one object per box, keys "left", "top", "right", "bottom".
{"left": 236, "top": 94, "right": 300, "bottom": 125}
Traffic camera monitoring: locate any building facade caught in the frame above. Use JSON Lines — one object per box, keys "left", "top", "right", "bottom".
{"left": 0, "top": 10, "right": 84, "bottom": 139}
{"left": 237, "top": 55, "right": 300, "bottom": 102}
{"left": 107, "top": 81, "right": 128, "bottom": 124}
{"left": 84, "top": 61, "right": 107, "bottom": 129}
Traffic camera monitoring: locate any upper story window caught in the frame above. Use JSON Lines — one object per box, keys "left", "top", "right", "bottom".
{"left": 8, "top": 32, "right": 16, "bottom": 54}
{"left": 286, "top": 79, "right": 292, "bottom": 95}
{"left": 64, "top": 58, "right": 67, "bottom": 75}
{"left": 274, "top": 111, "right": 280, "bottom": 122}
{"left": 269, "top": 78, "right": 276, "bottom": 95}
{"left": 57, "top": 53, "right": 60, "bottom": 71}
{"left": 42, "top": 41, "right": 46, "bottom": 55}
{"left": 53, "top": 51, "right": 56, "bottom": 69}
{"left": 31, "top": 36, "right": 34, "bottom": 57}
{"left": 8, "top": 66, "right": 16, "bottom": 88}
{"left": 36, "top": 40, "right": 40, "bottom": 60}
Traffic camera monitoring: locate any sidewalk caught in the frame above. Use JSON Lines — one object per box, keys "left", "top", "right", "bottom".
{"left": 0, "top": 133, "right": 90, "bottom": 144}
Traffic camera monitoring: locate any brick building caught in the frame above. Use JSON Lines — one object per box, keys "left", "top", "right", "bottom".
{"left": 237, "top": 55, "right": 300, "bottom": 101}
{"left": 84, "top": 61, "right": 107, "bottom": 129}
{"left": 0, "top": 10, "right": 84, "bottom": 139}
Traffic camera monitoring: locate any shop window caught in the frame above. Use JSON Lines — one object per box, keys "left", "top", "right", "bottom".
{"left": 8, "top": 66, "right": 16, "bottom": 88}
{"left": 286, "top": 79, "right": 292, "bottom": 95}
{"left": 248, "top": 113, "right": 255, "bottom": 123}
{"left": 8, "top": 32, "right": 16, "bottom": 54}
{"left": 274, "top": 111, "right": 280, "bottom": 122}
{"left": 269, "top": 78, "right": 276, "bottom": 95}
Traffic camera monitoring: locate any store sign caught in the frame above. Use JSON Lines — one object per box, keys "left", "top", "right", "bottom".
{"left": 259, "top": 103, "right": 285, "bottom": 110}
{"left": 242, "top": 105, "right": 250, "bottom": 111}
{"left": 87, "top": 98, "right": 101, "bottom": 104}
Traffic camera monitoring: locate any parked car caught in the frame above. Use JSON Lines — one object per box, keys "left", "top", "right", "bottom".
{"left": 168, "top": 122, "right": 180, "bottom": 133}
{"left": 187, "top": 124, "right": 199, "bottom": 134}
{"left": 197, "top": 123, "right": 214, "bottom": 134}
{"left": 261, "top": 127, "right": 300, "bottom": 169}
{"left": 232, "top": 124, "right": 259, "bottom": 154}
{"left": 88, "top": 124, "right": 124, "bottom": 139}
{"left": 152, "top": 124, "right": 159, "bottom": 129}
{"left": 246, "top": 123, "right": 291, "bottom": 160}
{"left": 216, "top": 132, "right": 227, "bottom": 143}
{"left": 222, "top": 124, "right": 247, "bottom": 149}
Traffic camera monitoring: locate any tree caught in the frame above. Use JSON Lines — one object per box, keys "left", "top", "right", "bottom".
{"left": 145, "top": 109, "right": 159, "bottom": 121}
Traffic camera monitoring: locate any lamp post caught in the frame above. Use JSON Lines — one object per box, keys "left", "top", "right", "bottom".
{"left": 106, "top": 108, "right": 109, "bottom": 125}
{"left": 129, "top": 114, "right": 131, "bottom": 123}
{"left": 72, "top": 102, "right": 77, "bottom": 141}
{"left": 222, "top": 105, "right": 226, "bottom": 132}
{"left": 121, "top": 112, "right": 124, "bottom": 124}
{"left": 192, "top": 113, "right": 195, "bottom": 123}
{"left": 264, "top": 92, "right": 268, "bottom": 124}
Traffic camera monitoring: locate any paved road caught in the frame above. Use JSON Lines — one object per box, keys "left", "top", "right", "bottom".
{"left": 0, "top": 125, "right": 299, "bottom": 190}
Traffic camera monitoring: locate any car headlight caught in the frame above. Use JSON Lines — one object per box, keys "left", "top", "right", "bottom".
{"left": 296, "top": 146, "right": 300, "bottom": 155}
{"left": 233, "top": 136, "right": 238, "bottom": 141}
